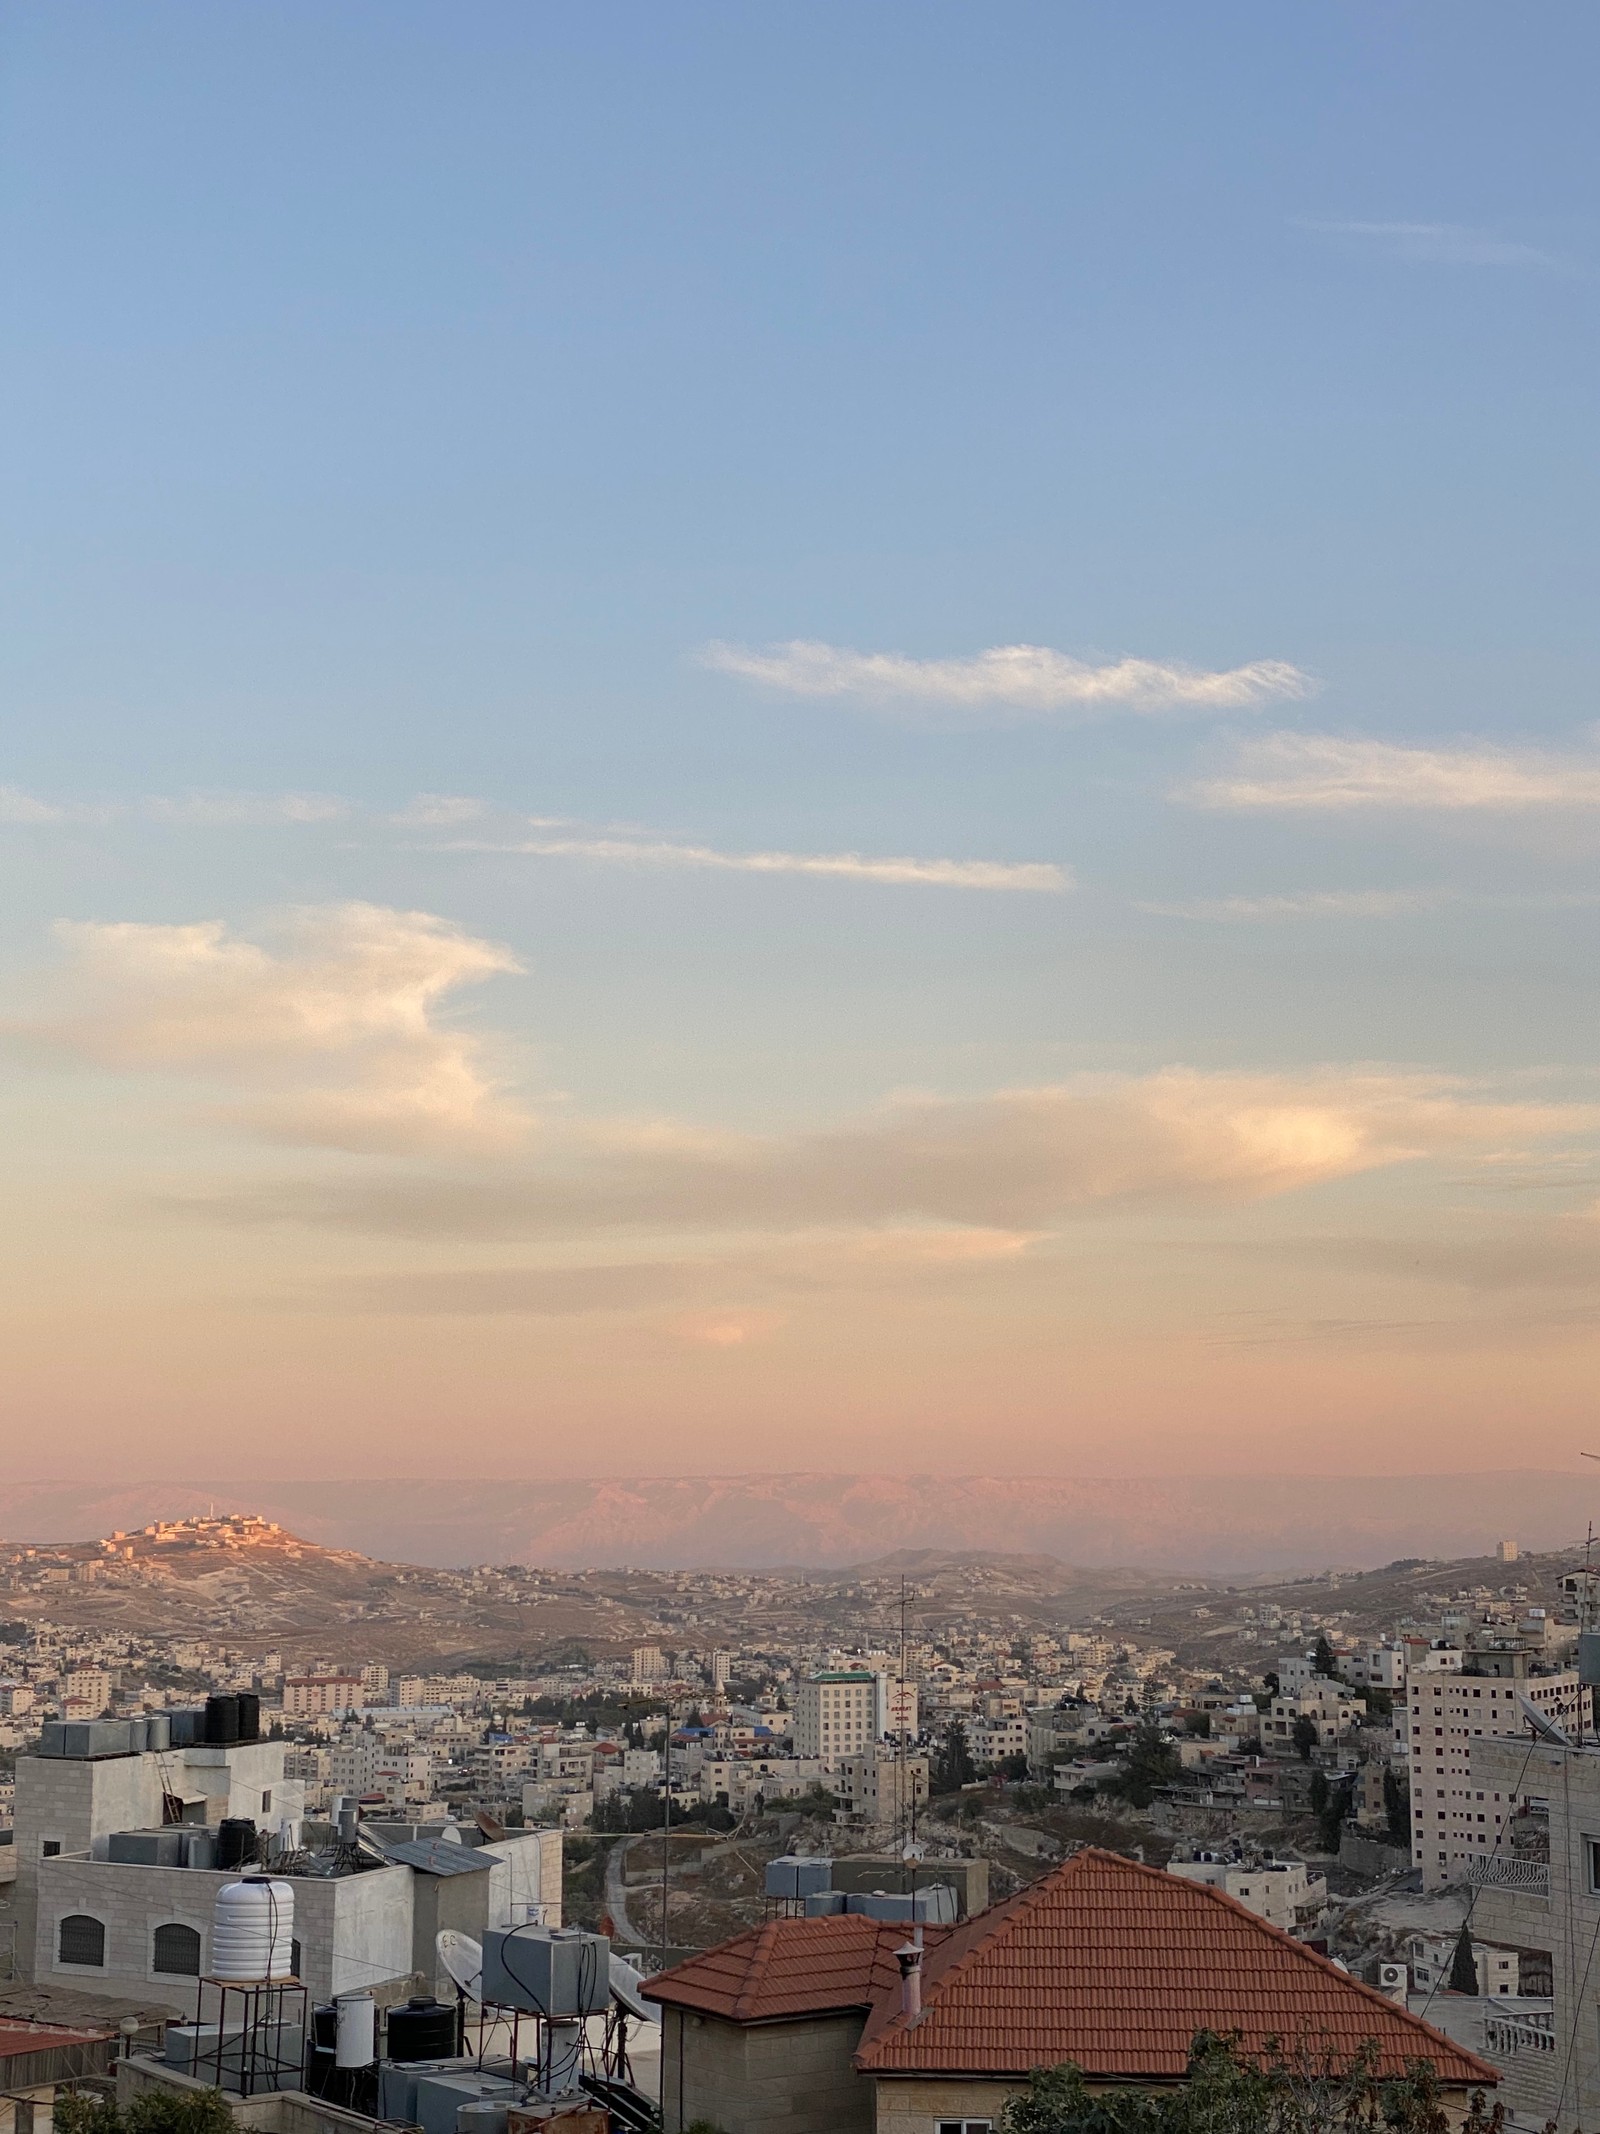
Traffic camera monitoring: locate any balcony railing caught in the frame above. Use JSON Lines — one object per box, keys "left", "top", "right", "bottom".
{"left": 1485, "top": 2015, "right": 1556, "bottom": 2057}
{"left": 1467, "top": 1856, "right": 1550, "bottom": 1895}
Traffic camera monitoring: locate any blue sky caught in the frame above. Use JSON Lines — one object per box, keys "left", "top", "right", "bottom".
{"left": 3, "top": 4, "right": 1599, "bottom": 1481}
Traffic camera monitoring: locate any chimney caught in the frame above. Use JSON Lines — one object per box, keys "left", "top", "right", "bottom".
{"left": 895, "top": 1940, "right": 922, "bottom": 2021}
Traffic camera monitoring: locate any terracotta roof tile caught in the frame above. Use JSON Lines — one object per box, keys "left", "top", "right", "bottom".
{"left": 855, "top": 1849, "right": 1496, "bottom": 2085}
{"left": 642, "top": 1914, "right": 950, "bottom": 2024}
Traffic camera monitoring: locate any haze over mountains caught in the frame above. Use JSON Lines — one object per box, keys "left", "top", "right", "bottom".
{"left": 6, "top": 1472, "right": 1595, "bottom": 1574}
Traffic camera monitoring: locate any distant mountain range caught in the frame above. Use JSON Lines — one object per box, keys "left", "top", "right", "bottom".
{"left": 5, "top": 1470, "right": 1594, "bottom": 1574}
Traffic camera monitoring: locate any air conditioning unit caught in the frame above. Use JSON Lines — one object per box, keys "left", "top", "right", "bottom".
{"left": 1378, "top": 1963, "right": 1408, "bottom": 2003}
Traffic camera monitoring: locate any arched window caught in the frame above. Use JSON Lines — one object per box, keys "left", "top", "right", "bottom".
{"left": 152, "top": 1922, "right": 202, "bottom": 1976}
{"left": 58, "top": 1914, "right": 105, "bottom": 1967}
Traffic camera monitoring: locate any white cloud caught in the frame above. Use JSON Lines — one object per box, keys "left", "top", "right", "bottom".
{"left": 454, "top": 833, "right": 1070, "bottom": 893}
{"left": 1141, "top": 889, "right": 1453, "bottom": 921}
{"left": 389, "top": 794, "right": 488, "bottom": 827}
{"left": 1190, "top": 734, "right": 1600, "bottom": 812}
{"left": 194, "top": 1069, "right": 1597, "bottom": 1241}
{"left": 0, "top": 785, "right": 69, "bottom": 824}
{"left": 143, "top": 792, "right": 350, "bottom": 826}
{"left": 1302, "top": 219, "right": 1560, "bottom": 269}
{"left": 700, "top": 639, "right": 1312, "bottom": 721}
{"left": 26, "top": 903, "right": 528, "bottom": 1153}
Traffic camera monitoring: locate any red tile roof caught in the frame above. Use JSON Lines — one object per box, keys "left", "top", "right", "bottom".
{"left": 643, "top": 1914, "right": 951, "bottom": 2024}
{"left": 855, "top": 1849, "right": 1495, "bottom": 2084}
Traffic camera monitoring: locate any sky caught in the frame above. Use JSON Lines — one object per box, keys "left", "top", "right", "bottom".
{"left": 3, "top": 2, "right": 1599, "bottom": 1486}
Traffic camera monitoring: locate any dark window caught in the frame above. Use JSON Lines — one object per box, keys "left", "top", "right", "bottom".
{"left": 41, "top": 1840, "right": 61, "bottom": 1858}
{"left": 153, "top": 1922, "right": 202, "bottom": 1976}
{"left": 291, "top": 1938, "right": 303, "bottom": 1979}
{"left": 59, "top": 1914, "right": 105, "bottom": 1966}
{"left": 261, "top": 1791, "right": 272, "bottom": 1813}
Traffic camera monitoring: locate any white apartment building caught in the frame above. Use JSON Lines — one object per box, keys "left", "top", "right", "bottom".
{"left": 1166, "top": 1855, "right": 1326, "bottom": 1933}
{"left": 1406, "top": 1931, "right": 1521, "bottom": 1997}
{"left": 1342, "top": 1643, "right": 1407, "bottom": 1691}
{"left": 792, "top": 1671, "right": 885, "bottom": 1758}
{"left": 631, "top": 1647, "right": 667, "bottom": 1683}
{"left": 1409, "top": 1661, "right": 1587, "bottom": 1891}
{"left": 1262, "top": 1679, "right": 1366, "bottom": 1755}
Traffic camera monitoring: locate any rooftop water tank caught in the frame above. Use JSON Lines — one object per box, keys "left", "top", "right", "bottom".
{"left": 211, "top": 1877, "right": 296, "bottom": 1982}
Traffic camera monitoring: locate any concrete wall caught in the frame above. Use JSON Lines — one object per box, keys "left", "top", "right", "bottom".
{"left": 485, "top": 1830, "right": 562, "bottom": 1929}
{"left": 31, "top": 1856, "right": 414, "bottom": 2008}
{"left": 660, "top": 2007, "right": 871, "bottom": 2134}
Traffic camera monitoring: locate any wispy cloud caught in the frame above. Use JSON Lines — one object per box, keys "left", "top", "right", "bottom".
{"left": 701, "top": 639, "right": 1312, "bottom": 722}
{"left": 1190, "top": 734, "right": 1600, "bottom": 812}
{"left": 18, "top": 903, "right": 528, "bottom": 1154}
{"left": 1141, "top": 888, "right": 1451, "bottom": 921}
{"left": 0, "top": 785, "right": 349, "bottom": 827}
{"left": 388, "top": 794, "right": 488, "bottom": 827}
{"left": 1301, "top": 219, "right": 1561, "bottom": 269}
{"left": 182, "top": 1070, "right": 1599, "bottom": 1242}
{"left": 450, "top": 833, "right": 1070, "bottom": 893}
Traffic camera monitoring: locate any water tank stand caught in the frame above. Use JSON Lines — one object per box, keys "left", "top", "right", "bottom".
{"left": 192, "top": 1976, "right": 310, "bottom": 2097}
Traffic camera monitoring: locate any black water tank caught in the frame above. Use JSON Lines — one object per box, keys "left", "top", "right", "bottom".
{"left": 204, "top": 1694, "right": 240, "bottom": 1745}
{"left": 385, "top": 1998, "right": 458, "bottom": 2062}
{"left": 312, "top": 2005, "right": 338, "bottom": 2050}
{"left": 217, "top": 1817, "right": 257, "bottom": 1869}
{"left": 235, "top": 1692, "right": 261, "bottom": 1742}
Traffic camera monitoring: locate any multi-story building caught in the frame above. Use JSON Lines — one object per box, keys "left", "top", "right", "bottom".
{"left": 1409, "top": 1656, "right": 1586, "bottom": 1891}
{"left": 282, "top": 1674, "right": 362, "bottom": 1717}
{"left": 835, "top": 1748, "right": 929, "bottom": 1837}
{"left": 792, "top": 1670, "right": 884, "bottom": 1758}
{"left": 1166, "top": 1854, "right": 1326, "bottom": 1933}
{"left": 1261, "top": 1679, "right": 1366, "bottom": 1756}
{"left": 63, "top": 1670, "right": 112, "bottom": 1716}
{"left": 631, "top": 1647, "right": 666, "bottom": 1684}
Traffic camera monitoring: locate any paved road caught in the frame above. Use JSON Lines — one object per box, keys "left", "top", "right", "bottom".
{"left": 604, "top": 1834, "right": 647, "bottom": 1947}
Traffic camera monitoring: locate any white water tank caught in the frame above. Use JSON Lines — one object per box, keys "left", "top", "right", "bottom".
{"left": 211, "top": 1877, "right": 296, "bottom": 1982}
{"left": 335, "top": 1991, "right": 376, "bottom": 2068}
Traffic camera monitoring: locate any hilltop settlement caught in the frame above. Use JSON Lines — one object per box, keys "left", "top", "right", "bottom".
{"left": 2, "top": 1511, "right": 1598, "bottom": 2131}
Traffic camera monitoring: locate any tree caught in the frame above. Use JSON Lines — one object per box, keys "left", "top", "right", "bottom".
{"left": 1449, "top": 1923, "right": 1480, "bottom": 1996}
{"left": 1291, "top": 1715, "right": 1318, "bottom": 1761}
{"left": 1313, "top": 1636, "right": 1338, "bottom": 1679}
{"left": 1318, "top": 1776, "right": 1352, "bottom": 1856}
{"left": 1308, "top": 1769, "right": 1329, "bottom": 1816}
{"left": 998, "top": 2031, "right": 1499, "bottom": 2134}
{"left": 58, "top": 2092, "right": 234, "bottom": 2134}
{"left": 932, "top": 1719, "right": 977, "bottom": 1795}
{"left": 1383, "top": 1767, "right": 1410, "bottom": 1848}
{"left": 1099, "top": 1720, "right": 1181, "bottom": 1810}
{"left": 1262, "top": 1671, "right": 1280, "bottom": 1696}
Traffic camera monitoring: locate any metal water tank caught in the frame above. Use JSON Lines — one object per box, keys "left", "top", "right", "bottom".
{"left": 385, "top": 1998, "right": 459, "bottom": 2063}
{"left": 336, "top": 1992, "right": 377, "bottom": 2069}
{"left": 235, "top": 1692, "right": 261, "bottom": 1743}
{"left": 210, "top": 1877, "right": 296, "bottom": 1982}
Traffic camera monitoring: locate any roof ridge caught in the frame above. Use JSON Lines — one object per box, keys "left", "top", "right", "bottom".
{"left": 732, "top": 1917, "right": 784, "bottom": 2024}
{"left": 1171, "top": 1872, "right": 1497, "bottom": 2061}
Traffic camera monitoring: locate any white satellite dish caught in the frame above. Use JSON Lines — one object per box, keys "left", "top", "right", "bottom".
{"left": 609, "top": 1953, "right": 661, "bottom": 2025}
{"left": 436, "top": 1929, "right": 483, "bottom": 2002}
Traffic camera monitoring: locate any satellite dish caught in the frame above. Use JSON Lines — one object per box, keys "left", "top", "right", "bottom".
{"left": 1517, "top": 1692, "right": 1573, "bottom": 1748}
{"left": 609, "top": 1953, "right": 661, "bottom": 2025}
{"left": 436, "top": 1929, "right": 483, "bottom": 2002}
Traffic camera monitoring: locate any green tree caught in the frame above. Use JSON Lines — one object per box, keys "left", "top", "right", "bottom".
{"left": 999, "top": 2031, "right": 1496, "bottom": 2134}
{"left": 57, "top": 2091, "right": 235, "bottom": 2134}
{"left": 1449, "top": 1923, "right": 1480, "bottom": 1995}
{"left": 1313, "top": 1635, "right": 1338, "bottom": 1679}
{"left": 932, "top": 1719, "right": 977, "bottom": 1795}
{"left": 1383, "top": 1767, "right": 1410, "bottom": 1848}
{"left": 1291, "top": 1715, "right": 1318, "bottom": 1761}
{"left": 1308, "top": 1769, "right": 1329, "bottom": 1816}
{"left": 1318, "top": 1776, "right": 1352, "bottom": 1856}
{"left": 1099, "top": 1720, "right": 1181, "bottom": 1810}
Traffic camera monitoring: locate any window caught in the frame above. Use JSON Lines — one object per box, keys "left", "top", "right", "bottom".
{"left": 58, "top": 1915, "right": 105, "bottom": 1967}
{"left": 937, "top": 2123, "right": 994, "bottom": 2133}
{"left": 291, "top": 1937, "right": 303, "bottom": 1979}
{"left": 41, "top": 1839, "right": 61, "bottom": 1858}
{"left": 261, "top": 1790, "right": 272, "bottom": 1813}
{"left": 1586, "top": 1839, "right": 1600, "bottom": 1894}
{"left": 153, "top": 1923, "right": 202, "bottom": 1977}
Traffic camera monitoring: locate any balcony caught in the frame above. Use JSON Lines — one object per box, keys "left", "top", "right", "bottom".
{"left": 1468, "top": 1856, "right": 1550, "bottom": 1895}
